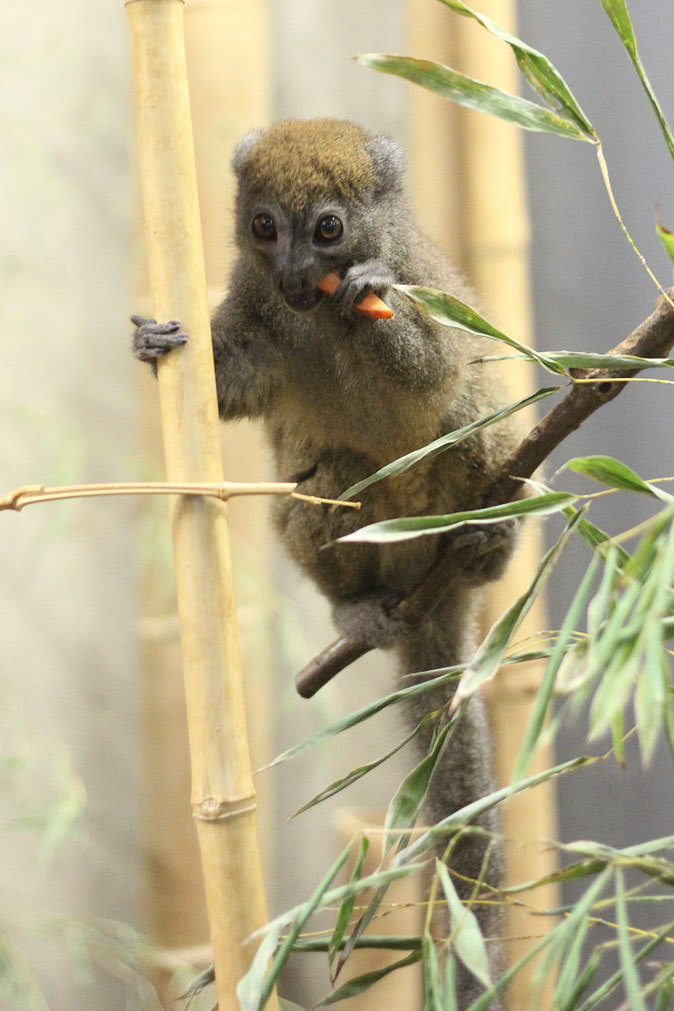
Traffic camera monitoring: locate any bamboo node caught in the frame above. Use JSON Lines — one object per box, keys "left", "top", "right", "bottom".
{"left": 193, "top": 795, "right": 258, "bottom": 822}
{"left": 0, "top": 485, "right": 44, "bottom": 511}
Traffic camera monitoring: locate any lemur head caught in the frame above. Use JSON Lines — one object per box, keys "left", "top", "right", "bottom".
{"left": 232, "top": 119, "right": 406, "bottom": 312}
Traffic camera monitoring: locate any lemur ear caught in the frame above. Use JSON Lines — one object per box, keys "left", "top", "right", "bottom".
{"left": 366, "top": 134, "right": 406, "bottom": 196}
{"left": 232, "top": 129, "right": 263, "bottom": 176}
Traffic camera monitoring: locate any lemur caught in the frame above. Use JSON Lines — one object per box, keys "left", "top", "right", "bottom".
{"left": 134, "top": 118, "right": 521, "bottom": 1007}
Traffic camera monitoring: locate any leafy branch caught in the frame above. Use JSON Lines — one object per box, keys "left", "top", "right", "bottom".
{"left": 296, "top": 290, "right": 674, "bottom": 697}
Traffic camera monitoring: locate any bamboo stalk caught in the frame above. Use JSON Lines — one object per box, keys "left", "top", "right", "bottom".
{"left": 137, "top": 0, "right": 274, "bottom": 975}
{"left": 124, "top": 2, "right": 277, "bottom": 1007}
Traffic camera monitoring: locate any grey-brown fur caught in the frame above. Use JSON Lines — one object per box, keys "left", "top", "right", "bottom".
{"left": 134, "top": 118, "right": 521, "bottom": 1007}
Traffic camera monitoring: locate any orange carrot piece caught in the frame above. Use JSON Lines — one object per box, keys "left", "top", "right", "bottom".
{"left": 317, "top": 271, "right": 394, "bottom": 320}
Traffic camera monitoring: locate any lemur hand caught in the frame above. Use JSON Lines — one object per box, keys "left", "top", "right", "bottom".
{"left": 446, "top": 518, "right": 518, "bottom": 584}
{"left": 131, "top": 315, "right": 188, "bottom": 363}
{"left": 332, "top": 261, "right": 394, "bottom": 316}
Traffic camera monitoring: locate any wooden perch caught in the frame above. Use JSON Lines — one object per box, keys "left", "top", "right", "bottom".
{"left": 295, "top": 290, "right": 674, "bottom": 698}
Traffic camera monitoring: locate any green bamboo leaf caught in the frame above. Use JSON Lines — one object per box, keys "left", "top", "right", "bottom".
{"left": 611, "top": 708, "right": 626, "bottom": 767}
{"left": 251, "top": 862, "right": 426, "bottom": 953}
{"left": 600, "top": 0, "right": 674, "bottom": 162}
{"left": 315, "top": 950, "right": 422, "bottom": 1006}
{"left": 556, "top": 639, "right": 591, "bottom": 696}
{"left": 635, "top": 521, "right": 674, "bottom": 760}
{"left": 662, "top": 661, "right": 674, "bottom": 762}
{"left": 396, "top": 284, "right": 564, "bottom": 372}
{"left": 35, "top": 760, "right": 87, "bottom": 870}
{"left": 531, "top": 867, "right": 612, "bottom": 996}
{"left": 586, "top": 545, "right": 622, "bottom": 671}
{"left": 291, "top": 934, "right": 422, "bottom": 954}
{"left": 357, "top": 54, "right": 591, "bottom": 141}
{"left": 591, "top": 515, "right": 674, "bottom": 741}
{"left": 397, "top": 754, "right": 592, "bottom": 867}
{"left": 291, "top": 720, "right": 427, "bottom": 819}
{"left": 385, "top": 719, "right": 454, "bottom": 854}
{"left": 263, "top": 667, "right": 462, "bottom": 769}
{"left": 656, "top": 218, "right": 674, "bottom": 268}
{"left": 436, "top": 861, "right": 491, "bottom": 989}
{"left": 503, "top": 857, "right": 607, "bottom": 895}
{"left": 266, "top": 649, "right": 558, "bottom": 772}
{"left": 600, "top": 0, "right": 637, "bottom": 56}
{"left": 634, "top": 642, "right": 667, "bottom": 764}
{"left": 654, "top": 981, "right": 674, "bottom": 1011}
{"left": 339, "top": 386, "right": 558, "bottom": 502}
{"left": 615, "top": 867, "right": 647, "bottom": 1011}
{"left": 549, "top": 350, "right": 674, "bottom": 371}
{"left": 335, "top": 884, "right": 389, "bottom": 977}
{"left": 564, "top": 455, "right": 673, "bottom": 501}
{"left": 466, "top": 934, "right": 552, "bottom": 1011}
{"left": 576, "top": 921, "right": 674, "bottom": 1011}
{"left": 552, "top": 909, "right": 591, "bottom": 1008}
{"left": 423, "top": 931, "right": 445, "bottom": 1011}
{"left": 245, "top": 843, "right": 354, "bottom": 1011}
{"left": 623, "top": 505, "right": 674, "bottom": 580}
{"left": 563, "top": 506, "right": 631, "bottom": 566}
{"left": 444, "top": 954, "right": 459, "bottom": 1011}
{"left": 439, "top": 0, "right": 594, "bottom": 136}
{"left": 237, "top": 921, "right": 287, "bottom": 1011}
{"left": 589, "top": 630, "right": 640, "bottom": 738}
{"left": 560, "top": 949, "right": 603, "bottom": 1011}
{"left": 475, "top": 350, "right": 674, "bottom": 371}
{"left": 563, "top": 833, "right": 674, "bottom": 861}
{"left": 328, "top": 837, "right": 369, "bottom": 976}
{"left": 338, "top": 491, "right": 575, "bottom": 545}
{"left": 512, "top": 552, "right": 600, "bottom": 782}
{"left": 453, "top": 509, "right": 585, "bottom": 705}
{"left": 587, "top": 542, "right": 620, "bottom": 647}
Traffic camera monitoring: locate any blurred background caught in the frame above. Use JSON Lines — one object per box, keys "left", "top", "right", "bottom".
{"left": 0, "top": 1, "right": 672, "bottom": 1008}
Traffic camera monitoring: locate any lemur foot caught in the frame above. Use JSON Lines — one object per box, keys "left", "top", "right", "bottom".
{"left": 447, "top": 518, "right": 518, "bottom": 583}
{"left": 131, "top": 315, "right": 188, "bottom": 362}
{"left": 333, "top": 260, "right": 395, "bottom": 316}
{"left": 333, "top": 590, "right": 404, "bottom": 650}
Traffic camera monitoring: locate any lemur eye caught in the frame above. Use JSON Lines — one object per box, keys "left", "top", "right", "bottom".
{"left": 252, "top": 213, "right": 277, "bottom": 240}
{"left": 315, "top": 214, "right": 344, "bottom": 243}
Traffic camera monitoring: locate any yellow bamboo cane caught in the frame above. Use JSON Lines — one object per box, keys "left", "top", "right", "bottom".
{"left": 125, "top": 2, "right": 277, "bottom": 1007}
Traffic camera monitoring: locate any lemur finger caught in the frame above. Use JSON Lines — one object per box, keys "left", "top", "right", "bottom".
{"left": 131, "top": 316, "right": 183, "bottom": 334}
{"left": 333, "top": 263, "right": 394, "bottom": 315}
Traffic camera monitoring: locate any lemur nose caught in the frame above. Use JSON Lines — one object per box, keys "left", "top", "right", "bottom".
{"left": 280, "top": 275, "right": 312, "bottom": 296}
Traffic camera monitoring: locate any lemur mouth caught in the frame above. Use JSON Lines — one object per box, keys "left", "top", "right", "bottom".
{"left": 283, "top": 289, "right": 324, "bottom": 313}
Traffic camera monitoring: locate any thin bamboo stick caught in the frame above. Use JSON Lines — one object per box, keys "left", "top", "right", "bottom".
{"left": 124, "top": 2, "right": 277, "bottom": 1007}
{"left": 0, "top": 479, "right": 356, "bottom": 511}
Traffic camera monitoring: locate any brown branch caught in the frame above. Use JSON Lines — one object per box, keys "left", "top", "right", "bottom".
{"left": 295, "top": 290, "right": 674, "bottom": 698}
